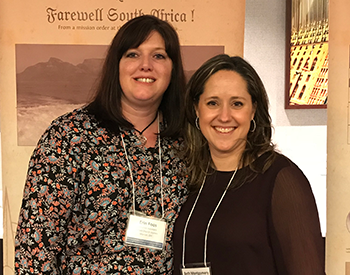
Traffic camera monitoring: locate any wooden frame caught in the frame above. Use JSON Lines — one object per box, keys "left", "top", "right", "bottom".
{"left": 285, "top": 0, "right": 328, "bottom": 109}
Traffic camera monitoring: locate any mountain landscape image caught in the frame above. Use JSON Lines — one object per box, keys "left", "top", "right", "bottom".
{"left": 16, "top": 56, "right": 104, "bottom": 145}
{"left": 17, "top": 57, "right": 103, "bottom": 107}
{"left": 16, "top": 44, "right": 224, "bottom": 146}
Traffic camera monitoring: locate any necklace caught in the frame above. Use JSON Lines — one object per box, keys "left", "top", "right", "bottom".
{"left": 120, "top": 114, "right": 164, "bottom": 218}
{"left": 134, "top": 113, "right": 158, "bottom": 146}
{"left": 182, "top": 167, "right": 238, "bottom": 269}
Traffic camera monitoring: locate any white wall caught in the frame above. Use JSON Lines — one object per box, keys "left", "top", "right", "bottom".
{"left": 244, "top": 0, "right": 327, "bottom": 235}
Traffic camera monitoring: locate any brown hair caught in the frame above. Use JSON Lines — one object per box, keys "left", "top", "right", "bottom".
{"left": 87, "top": 15, "right": 186, "bottom": 138}
{"left": 184, "top": 54, "right": 276, "bottom": 191}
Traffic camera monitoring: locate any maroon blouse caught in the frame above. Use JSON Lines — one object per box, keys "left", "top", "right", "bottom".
{"left": 173, "top": 153, "right": 325, "bottom": 275}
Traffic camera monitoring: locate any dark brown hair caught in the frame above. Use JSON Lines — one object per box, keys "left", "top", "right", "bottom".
{"left": 184, "top": 54, "right": 276, "bottom": 191}
{"left": 87, "top": 15, "right": 186, "bottom": 138}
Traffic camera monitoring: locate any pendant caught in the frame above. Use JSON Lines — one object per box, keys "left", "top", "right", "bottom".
{"left": 139, "top": 134, "right": 147, "bottom": 146}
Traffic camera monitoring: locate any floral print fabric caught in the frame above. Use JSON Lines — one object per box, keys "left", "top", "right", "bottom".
{"left": 14, "top": 107, "right": 188, "bottom": 274}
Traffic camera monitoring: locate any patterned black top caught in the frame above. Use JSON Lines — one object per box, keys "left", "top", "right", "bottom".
{"left": 14, "top": 107, "right": 188, "bottom": 274}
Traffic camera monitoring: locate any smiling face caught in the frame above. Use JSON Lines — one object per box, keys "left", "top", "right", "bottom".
{"left": 196, "top": 70, "right": 256, "bottom": 164}
{"left": 119, "top": 31, "right": 173, "bottom": 111}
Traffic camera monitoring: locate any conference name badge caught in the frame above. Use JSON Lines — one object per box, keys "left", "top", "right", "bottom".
{"left": 181, "top": 263, "right": 212, "bottom": 275}
{"left": 125, "top": 212, "right": 167, "bottom": 250}
{"left": 181, "top": 266, "right": 211, "bottom": 275}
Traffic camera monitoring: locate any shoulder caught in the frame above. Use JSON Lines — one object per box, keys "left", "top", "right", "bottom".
{"left": 252, "top": 153, "right": 312, "bottom": 205}
{"left": 273, "top": 153, "right": 304, "bottom": 174}
{"left": 252, "top": 152, "right": 306, "bottom": 184}
{"left": 161, "top": 136, "right": 187, "bottom": 173}
{"left": 37, "top": 107, "right": 112, "bottom": 149}
{"left": 49, "top": 107, "right": 97, "bottom": 130}
{"left": 266, "top": 153, "right": 310, "bottom": 190}
{"left": 161, "top": 136, "right": 184, "bottom": 160}
{"left": 261, "top": 152, "right": 300, "bottom": 172}
{"left": 163, "top": 135, "right": 184, "bottom": 149}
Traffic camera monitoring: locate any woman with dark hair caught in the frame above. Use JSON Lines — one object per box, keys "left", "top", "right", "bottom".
{"left": 15, "top": 15, "right": 188, "bottom": 274}
{"left": 173, "top": 54, "right": 325, "bottom": 274}
{"left": 87, "top": 15, "right": 185, "bottom": 138}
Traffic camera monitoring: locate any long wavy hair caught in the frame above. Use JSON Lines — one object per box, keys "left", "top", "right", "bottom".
{"left": 87, "top": 15, "right": 186, "bottom": 138}
{"left": 183, "top": 54, "right": 276, "bottom": 191}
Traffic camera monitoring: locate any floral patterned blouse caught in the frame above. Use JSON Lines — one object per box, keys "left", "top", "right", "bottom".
{"left": 14, "top": 107, "right": 188, "bottom": 274}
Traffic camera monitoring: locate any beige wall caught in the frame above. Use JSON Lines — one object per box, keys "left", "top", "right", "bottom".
{"left": 327, "top": 0, "right": 350, "bottom": 274}
{"left": 0, "top": 1, "right": 245, "bottom": 273}
{"left": 5, "top": 0, "right": 350, "bottom": 274}
{"left": 244, "top": 0, "right": 328, "bottom": 239}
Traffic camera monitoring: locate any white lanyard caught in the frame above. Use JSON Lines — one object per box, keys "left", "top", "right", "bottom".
{"left": 182, "top": 167, "right": 238, "bottom": 268}
{"left": 120, "top": 113, "right": 164, "bottom": 219}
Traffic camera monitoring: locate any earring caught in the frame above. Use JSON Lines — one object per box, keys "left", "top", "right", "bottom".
{"left": 250, "top": 119, "right": 256, "bottom": 133}
{"left": 195, "top": 117, "right": 200, "bottom": 130}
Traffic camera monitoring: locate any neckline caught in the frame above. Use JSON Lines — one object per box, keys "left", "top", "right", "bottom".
{"left": 213, "top": 152, "right": 268, "bottom": 173}
{"left": 134, "top": 113, "right": 158, "bottom": 135}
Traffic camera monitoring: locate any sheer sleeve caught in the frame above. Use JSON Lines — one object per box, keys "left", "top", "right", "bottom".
{"left": 271, "top": 160, "right": 325, "bottom": 275}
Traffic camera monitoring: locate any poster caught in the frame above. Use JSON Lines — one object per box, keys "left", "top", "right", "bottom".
{"left": 286, "top": 0, "right": 328, "bottom": 108}
{"left": 15, "top": 44, "right": 224, "bottom": 146}
{"left": 0, "top": 0, "right": 245, "bottom": 273}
